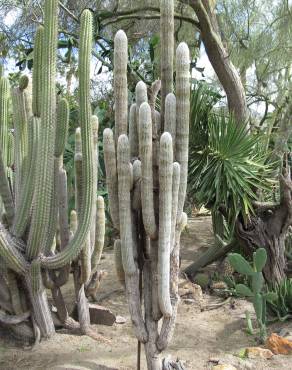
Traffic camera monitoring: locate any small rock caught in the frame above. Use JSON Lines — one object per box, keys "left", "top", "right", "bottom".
{"left": 266, "top": 333, "right": 292, "bottom": 355}
{"left": 212, "top": 365, "right": 237, "bottom": 370}
{"left": 245, "top": 347, "right": 273, "bottom": 359}
{"left": 115, "top": 315, "right": 126, "bottom": 324}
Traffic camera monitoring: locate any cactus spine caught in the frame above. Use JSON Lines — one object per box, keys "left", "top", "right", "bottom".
{"left": 103, "top": 0, "right": 190, "bottom": 366}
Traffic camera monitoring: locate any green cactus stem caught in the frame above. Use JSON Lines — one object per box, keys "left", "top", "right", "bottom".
{"left": 114, "top": 30, "right": 128, "bottom": 141}
{"left": 55, "top": 98, "right": 69, "bottom": 158}
{"left": 27, "top": 0, "right": 59, "bottom": 259}
{"left": 41, "top": 9, "right": 95, "bottom": 270}
{"left": 0, "top": 150, "right": 14, "bottom": 226}
{"left": 0, "top": 224, "right": 28, "bottom": 275}
{"left": 11, "top": 82, "right": 29, "bottom": 208}
{"left": 32, "top": 26, "right": 44, "bottom": 117}
{"left": 175, "top": 42, "right": 190, "bottom": 223}
{"left": 12, "top": 117, "right": 40, "bottom": 237}
{"left": 0, "top": 77, "right": 10, "bottom": 168}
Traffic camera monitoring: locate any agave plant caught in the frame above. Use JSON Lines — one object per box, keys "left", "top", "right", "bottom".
{"left": 188, "top": 101, "right": 275, "bottom": 229}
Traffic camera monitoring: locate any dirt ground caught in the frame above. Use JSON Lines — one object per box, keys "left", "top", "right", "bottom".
{"left": 1, "top": 217, "right": 292, "bottom": 370}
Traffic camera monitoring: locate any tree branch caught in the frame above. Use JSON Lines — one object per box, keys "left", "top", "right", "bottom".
{"left": 180, "top": 0, "right": 248, "bottom": 124}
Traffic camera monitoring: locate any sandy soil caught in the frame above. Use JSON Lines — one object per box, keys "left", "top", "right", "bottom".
{"left": 0, "top": 217, "right": 292, "bottom": 370}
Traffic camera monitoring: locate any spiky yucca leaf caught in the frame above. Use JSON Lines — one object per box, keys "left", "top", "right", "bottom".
{"left": 188, "top": 107, "right": 275, "bottom": 227}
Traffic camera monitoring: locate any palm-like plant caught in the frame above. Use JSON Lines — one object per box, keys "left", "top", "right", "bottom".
{"left": 188, "top": 84, "right": 275, "bottom": 229}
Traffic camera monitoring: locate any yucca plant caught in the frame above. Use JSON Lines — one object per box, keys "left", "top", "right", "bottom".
{"left": 188, "top": 111, "right": 275, "bottom": 229}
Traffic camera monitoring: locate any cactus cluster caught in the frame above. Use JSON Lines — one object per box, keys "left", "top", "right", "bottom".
{"left": 104, "top": 0, "right": 190, "bottom": 367}
{"left": 228, "top": 248, "right": 273, "bottom": 342}
{"left": 0, "top": 1, "right": 104, "bottom": 339}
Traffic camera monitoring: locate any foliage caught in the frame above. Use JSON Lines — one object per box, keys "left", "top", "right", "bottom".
{"left": 266, "top": 278, "right": 292, "bottom": 321}
{"left": 188, "top": 84, "right": 275, "bottom": 229}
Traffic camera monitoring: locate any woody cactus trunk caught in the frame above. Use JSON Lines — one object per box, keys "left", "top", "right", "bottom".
{"left": 104, "top": 1, "right": 190, "bottom": 368}
{"left": 0, "top": 1, "right": 105, "bottom": 341}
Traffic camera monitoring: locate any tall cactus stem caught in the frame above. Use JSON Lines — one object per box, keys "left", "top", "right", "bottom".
{"left": 114, "top": 239, "right": 125, "bottom": 285}
{"left": 11, "top": 85, "right": 28, "bottom": 208}
{"left": 55, "top": 98, "right": 69, "bottom": 158}
{"left": 41, "top": 9, "right": 95, "bottom": 269}
{"left": 139, "top": 102, "right": 157, "bottom": 239}
{"left": 27, "top": 0, "right": 59, "bottom": 259}
{"left": 114, "top": 30, "right": 128, "bottom": 141}
{"left": 175, "top": 42, "right": 190, "bottom": 222}
{"left": 103, "top": 128, "right": 120, "bottom": 229}
{"left": 132, "top": 159, "right": 142, "bottom": 211}
{"left": 117, "top": 134, "right": 136, "bottom": 275}
{"left": 135, "top": 81, "right": 148, "bottom": 153}
{"left": 149, "top": 79, "right": 161, "bottom": 138}
{"left": 160, "top": 0, "right": 174, "bottom": 131}
{"left": 90, "top": 115, "right": 99, "bottom": 252}
{"left": 80, "top": 236, "right": 91, "bottom": 285}
{"left": 158, "top": 132, "right": 173, "bottom": 317}
{"left": 91, "top": 196, "right": 105, "bottom": 271}
{"left": 32, "top": 26, "right": 44, "bottom": 117}
{"left": 170, "top": 162, "right": 180, "bottom": 252}
{"left": 164, "top": 93, "right": 176, "bottom": 155}
{"left": 0, "top": 77, "right": 10, "bottom": 168}
{"left": 12, "top": 117, "right": 40, "bottom": 237}
{"left": 0, "top": 150, "right": 14, "bottom": 226}
{"left": 157, "top": 212, "right": 187, "bottom": 351}
{"left": 129, "top": 103, "right": 139, "bottom": 158}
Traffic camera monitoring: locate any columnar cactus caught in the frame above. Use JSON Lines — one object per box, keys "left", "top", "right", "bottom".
{"left": 0, "top": 1, "right": 105, "bottom": 341}
{"left": 104, "top": 1, "right": 190, "bottom": 367}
